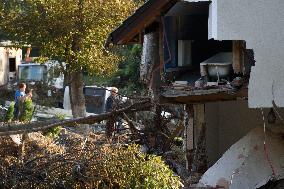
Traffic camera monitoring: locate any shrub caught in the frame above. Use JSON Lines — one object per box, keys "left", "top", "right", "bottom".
{"left": 0, "top": 143, "right": 183, "bottom": 188}
{"left": 42, "top": 114, "right": 64, "bottom": 138}
{"left": 19, "top": 99, "right": 34, "bottom": 122}
{"left": 95, "top": 144, "right": 182, "bottom": 189}
{"left": 4, "top": 101, "right": 15, "bottom": 122}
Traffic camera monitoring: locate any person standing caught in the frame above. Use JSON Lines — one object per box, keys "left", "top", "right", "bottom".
{"left": 105, "top": 87, "right": 120, "bottom": 138}
{"left": 13, "top": 83, "right": 26, "bottom": 120}
{"left": 105, "top": 87, "right": 119, "bottom": 113}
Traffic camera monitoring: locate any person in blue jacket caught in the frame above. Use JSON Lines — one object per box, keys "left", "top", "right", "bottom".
{"left": 13, "top": 82, "right": 27, "bottom": 120}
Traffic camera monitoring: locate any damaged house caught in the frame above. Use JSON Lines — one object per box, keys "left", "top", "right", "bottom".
{"left": 106, "top": 0, "right": 284, "bottom": 188}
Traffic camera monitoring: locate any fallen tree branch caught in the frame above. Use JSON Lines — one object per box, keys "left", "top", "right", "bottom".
{"left": 122, "top": 112, "right": 139, "bottom": 137}
{"left": 0, "top": 100, "right": 153, "bottom": 136}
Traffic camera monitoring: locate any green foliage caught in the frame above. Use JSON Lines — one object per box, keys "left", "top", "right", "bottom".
{"left": 99, "top": 144, "right": 182, "bottom": 189}
{"left": 19, "top": 99, "right": 34, "bottom": 122}
{"left": 43, "top": 114, "right": 64, "bottom": 138}
{"left": 47, "top": 144, "right": 182, "bottom": 188}
{"left": 0, "top": 0, "right": 137, "bottom": 76}
{"left": 43, "top": 126, "right": 62, "bottom": 138}
{"left": 101, "top": 44, "right": 144, "bottom": 95}
{"left": 0, "top": 139, "right": 182, "bottom": 188}
{"left": 0, "top": 0, "right": 139, "bottom": 116}
{"left": 4, "top": 102, "right": 15, "bottom": 122}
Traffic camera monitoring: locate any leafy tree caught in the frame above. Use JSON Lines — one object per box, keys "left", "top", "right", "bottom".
{"left": 95, "top": 44, "right": 144, "bottom": 95}
{"left": 114, "top": 45, "right": 143, "bottom": 94}
{"left": 0, "top": 0, "right": 137, "bottom": 117}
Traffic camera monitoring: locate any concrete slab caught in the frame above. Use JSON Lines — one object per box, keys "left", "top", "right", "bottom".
{"left": 198, "top": 127, "right": 284, "bottom": 189}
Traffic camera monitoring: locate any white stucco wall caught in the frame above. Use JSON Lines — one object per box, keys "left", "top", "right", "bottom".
{"left": 0, "top": 47, "right": 22, "bottom": 86}
{"left": 0, "top": 47, "right": 8, "bottom": 86}
{"left": 209, "top": 0, "right": 284, "bottom": 108}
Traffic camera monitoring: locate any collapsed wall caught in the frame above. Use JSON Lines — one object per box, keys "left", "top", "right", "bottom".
{"left": 198, "top": 127, "right": 284, "bottom": 189}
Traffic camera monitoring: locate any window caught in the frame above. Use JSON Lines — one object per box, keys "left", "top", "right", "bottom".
{"left": 18, "top": 65, "right": 47, "bottom": 81}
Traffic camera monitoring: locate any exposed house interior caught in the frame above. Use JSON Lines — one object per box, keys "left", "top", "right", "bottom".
{"left": 106, "top": 0, "right": 256, "bottom": 104}
{"left": 106, "top": 0, "right": 284, "bottom": 188}
{"left": 160, "top": 1, "right": 255, "bottom": 104}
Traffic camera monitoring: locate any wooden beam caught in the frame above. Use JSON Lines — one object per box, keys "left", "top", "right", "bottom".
{"left": 233, "top": 40, "right": 245, "bottom": 74}
{"left": 193, "top": 104, "right": 205, "bottom": 148}
{"left": 185, "top": 104, "right": 194, "bottom": 171}
{"left": 159, "top": 87, "right": 248, "bottom": 104}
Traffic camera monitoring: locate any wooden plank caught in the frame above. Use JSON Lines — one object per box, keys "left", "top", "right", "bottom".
{"left": 185, "top": 104, "right": 194, "bottom": 170}
{"left": 193, "top": 104, "right": 205, "bottom": 148}
{"left": 159, "top": 86, "right": 248, "bottom": 104}
{"left": 233, "top": 40, "right": 245, "bottom": 74}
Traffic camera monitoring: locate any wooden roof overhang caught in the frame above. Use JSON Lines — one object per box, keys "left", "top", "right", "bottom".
{"left": 105, "top": 0, "right": 179, "bottom": 47}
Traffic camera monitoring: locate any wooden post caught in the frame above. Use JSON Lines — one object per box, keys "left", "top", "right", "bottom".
{"left": 233, "top": 40, "right": 245, "bottom": 74}
{"left": 193, "top": 104, "right": 205, "bottom": 148}
{"left": 184, "top": 104, "right": 194, "bottom": 171}
{"left": 191, "top": 104, "right": 207, "bottom": 174}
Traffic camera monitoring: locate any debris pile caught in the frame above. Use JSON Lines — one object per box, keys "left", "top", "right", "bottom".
{"left": 0, "top": 126, "right": 183, "bottom": 188}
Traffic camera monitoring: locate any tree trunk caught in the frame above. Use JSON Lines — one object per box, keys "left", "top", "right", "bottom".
{"left": 67, "top": 0, "right": 86, "bottom": 118}
{"left": 69, "top": 70, "right": 86, "bottom": 118}
{"left": 140, "top": 31, "right": 160, "bottom": 100}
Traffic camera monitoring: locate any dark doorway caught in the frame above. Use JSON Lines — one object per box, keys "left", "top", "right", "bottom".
{"left": 9, "top": 58, "right": 16, "bottom": 72}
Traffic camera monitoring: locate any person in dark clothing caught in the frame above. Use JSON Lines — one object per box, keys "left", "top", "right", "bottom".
{"left": 105, "top": 87, "right": 119, "bottom": 112}
{"left": 105, "top": 87, "right": 120, "bottom": 138}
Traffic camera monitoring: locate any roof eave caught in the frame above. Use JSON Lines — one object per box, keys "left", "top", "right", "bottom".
{"left": 105, "top": 0, "right": 179, "bottom": 48}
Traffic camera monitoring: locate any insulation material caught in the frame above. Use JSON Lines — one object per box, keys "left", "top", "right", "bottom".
{"left": 198, "top": 127, "right": 284, "bottom": 189}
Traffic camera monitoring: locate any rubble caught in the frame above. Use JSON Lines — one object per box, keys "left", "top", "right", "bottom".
{"left": 198, "top": 127, "right": 284, "bottom": 189}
